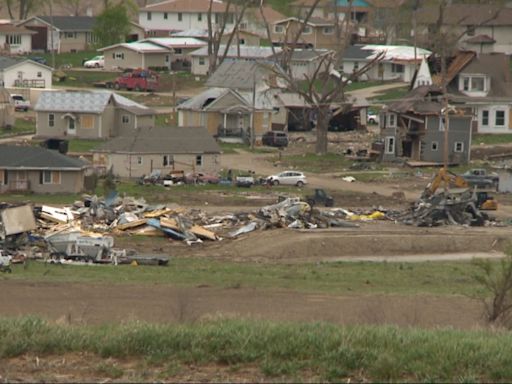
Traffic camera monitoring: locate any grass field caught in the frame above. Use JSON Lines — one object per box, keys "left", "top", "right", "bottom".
{"left": 277, "top": 152, "right": 353, "bottom": 173}
{"left": 0, "top": 117, "right": 36, "bottom": 137}
{"left": 5, "top": 258, "right": 486, "bottom": 297}
{"left": 1, "top": 317, "right": 512, "bottom": 381}
{"left": 371, "top": 86, "right": 409, "bottom": 102}
{"left": 68, "top": 139, "right": 105, "bottom": 153}
{"left": 473, "top": 134, "right": 512, "bottom": 146}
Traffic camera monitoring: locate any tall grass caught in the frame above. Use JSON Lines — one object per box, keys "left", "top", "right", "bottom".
{"left": 1, "top": 317, "right": 512, "bottom": 381}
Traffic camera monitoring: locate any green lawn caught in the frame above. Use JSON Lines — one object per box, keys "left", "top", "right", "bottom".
{"left": 54, "top": 70, "right": 120, "bottom": 88}
{"left": 370, "top": 86, "right": 409, "bottom": 102}
{"left": 278, "top": 152, "right": 353, "bottom": 173}
{"left": 2, "top": 316, "right": 512, "bottom": 381}
{"left": 473, "top": 134, "right": 512, "bottom": 145}
{"left": 0, "top": 192, "right": 82, "bottom": 205}
{"left": 5, "top": 258, "right": 488, "bottom": 297}
{"left": 68, "top": 139, "right": 105, "bottom": 153}
{"left": 0, "top": 117, "right": 35, "bottom": 137}
{"left": 24, "top": 50, "right": 98, "bottom": 68}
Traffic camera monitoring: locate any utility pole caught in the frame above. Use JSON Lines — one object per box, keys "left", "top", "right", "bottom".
{"left": 49, "top": 0, "right": 56, "bottom": 68}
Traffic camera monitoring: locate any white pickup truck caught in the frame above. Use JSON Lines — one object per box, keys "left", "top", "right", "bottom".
{"left": 10, "top": 94, "right": 30, "bottom": 112}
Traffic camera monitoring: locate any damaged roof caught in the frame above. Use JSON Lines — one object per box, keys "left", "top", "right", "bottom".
{"left": 343, "top": 44, "right": 431, "bottom": 62}
{"left": 206, "top": 61, "right": 276, "bottom": 90}
{"left": 387, "top": 85, "right": 443, "bottom": 115}
{"left": 35, "top": 91, "right": 155, "bottom": 115}
{"left": 94, "top": 126, "right": 221, "bottom": 155}
{"left": 190, "top": 45, "right": 280, "bottom": 58}
{"left": 0, "top": 145, "right": 85, "bottom": 170}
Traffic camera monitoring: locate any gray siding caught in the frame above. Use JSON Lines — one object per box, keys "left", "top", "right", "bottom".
{"left": 0, "top": 169, "right": 84, "bottom": 194}
{"left": 422, "top": 116, "right": 471, "bottom": 164}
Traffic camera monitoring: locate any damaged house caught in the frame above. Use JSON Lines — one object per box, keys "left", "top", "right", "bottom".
{"left": 380, "top": 85, "right": 472, "bottom": 165}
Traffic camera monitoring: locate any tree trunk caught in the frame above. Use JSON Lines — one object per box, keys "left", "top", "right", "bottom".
{"left": 315, "top": 105, "right": 330, "bottom": 155}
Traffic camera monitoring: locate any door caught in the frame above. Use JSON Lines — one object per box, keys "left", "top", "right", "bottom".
{"left": 67, "top": 117, "right": 76, "bottom": 136}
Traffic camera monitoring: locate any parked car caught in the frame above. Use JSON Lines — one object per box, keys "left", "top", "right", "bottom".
{"left": 29, "top": 56, "right": 47, "bottom": 65}
{"left": 84, "top": 55, "right": 105, "bottom": 68}
{"left": 266, "top": 171, "right": 307, "bottom": 187}
{"left": 367, "top": 111, "right": 380, "bottom": 125}
{"left": 262, "top": 131, "right": 289, "bottom": 147}
{"left": 235, "top": 175, "right": 255, "bottom": 187}
{"left": 10, "top": 94, "right": 30, "bottom": 111}
{"left": 185, "top": 172, "right": 220, "bottom": 184}
{"left": 461, "top": 169, "right": 499, "bottom": 189}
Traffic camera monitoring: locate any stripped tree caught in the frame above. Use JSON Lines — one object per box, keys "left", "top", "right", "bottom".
{"left": 259, "top": 0, "right": 384, "bottom": 155}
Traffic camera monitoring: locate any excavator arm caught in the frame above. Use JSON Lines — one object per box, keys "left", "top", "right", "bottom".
{"left": 422, "top": 167, "right": 469, "bottom": 198}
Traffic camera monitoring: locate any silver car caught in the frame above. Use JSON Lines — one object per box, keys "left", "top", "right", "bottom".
{"left": 267, "top": 171, "right": 308, "bottom": 187}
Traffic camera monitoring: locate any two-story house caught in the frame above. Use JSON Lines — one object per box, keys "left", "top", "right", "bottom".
{"left": 380, "top": 85, "right": 472, "bottom": 165}
{"left": 34, "top": 91, "right": 156, "bottom": 139}
{"left": 441, "top": 51, "right": 512, "bottom": 135}
{"left": 139, "top": 0, "right": 237, "bottom": 36}
{"left": 271, "top": 17, "right": 339, "bottom": 50}
{"left": 0, "top": 24, "right": 35, "bottom": 54}
{"left": 416, "top": 4, "right": 512, "bottom": 55}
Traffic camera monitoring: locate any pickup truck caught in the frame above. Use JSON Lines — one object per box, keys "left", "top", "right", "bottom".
{"left": 10, "top": 94, "right": 30, "bottom": 111}
{"left": 461, "top": 169, "right": 499, "bottom": 190}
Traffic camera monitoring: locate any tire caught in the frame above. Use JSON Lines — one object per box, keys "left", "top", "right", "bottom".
{"left": 296, "top": 181, "right": 304, "bottom": 187}
{"left": 94, "top": 63, "right": 100, "bottom": 68}
{"left": 272, "top": 179, "right": 279, "bottom": 186}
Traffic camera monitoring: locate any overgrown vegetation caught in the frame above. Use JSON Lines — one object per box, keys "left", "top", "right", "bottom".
{"left": 2, "top": 317, "right": 512, "bottom": 381}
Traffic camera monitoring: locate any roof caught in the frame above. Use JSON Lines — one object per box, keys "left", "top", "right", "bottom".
{"left": 206, "top": 61, "right": 275, "bottom": 90}
{"left": 343, "top": 44, "right": 431, "bottom": 62}
{"left": 141, "top": 0, "right": 232, "bottom": 13}
{"left": 0, "top": 145, "right": 85, "bottom": 170}
{"left": 274, "top": 17, "right": 335, "bottom": 27}
{"left": 36, "top": 16, "right": 96, "bottom": 31}
{"left": 190, "top": 44, "right": 281, "bottom": 58}
{"left": 289, "top": 49, "right": 332, "bottom": 61}
{"left": 432, "top": 50, "right": 476, "bottom": 86}
{"left": 0, "top": 56, "right": 52, "bottom": 71}
{"left": 179, "top": 87, "right": 228, "bottom": 110}
{"left": 250, "top": 6, "right": 285, "bottom": 24}
{"left": 98, "top": 41, "right": 171, "bottom": 53}
{"left": 464, "top": 35, "right": 496, "bottom": 44}
{"left": 143, "top": 37, "right": 207, "bottom": 48}
{"left": 170, "top": 28, "right": 260, "bottom": 39}
{"left": 416, "top": 4, "right": 512, "bottom": 27}
{"left": 387, "top": 85, "right": 443, "bottom": 115}
{"left": 94, "top": 126, "right": 221, "bottom": 155}
{"left": 0, "top": 24, "right": 35, "bottom": 34}
{"left": 34, "top": 91, "right": 155, "bottom": 115}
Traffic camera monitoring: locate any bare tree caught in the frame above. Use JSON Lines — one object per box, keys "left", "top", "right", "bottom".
{"left": 2, "top": 0, "right": 42, "bottom": 20}
{"left": 207, "top": 0, "right": 250, "bottom": 75}
{"left": 260, "top": 0, "right": 383, "bottom": 154}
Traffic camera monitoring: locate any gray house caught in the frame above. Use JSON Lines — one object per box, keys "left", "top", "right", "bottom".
{"left": 0, "top": 145, "right": 86, "bottom": 194}
{"left": 381, "top": 86, "right": 472, "bottom": 165}
{"left": 34, "top": 91, "right": 156, "bottom": 139}
{"left": 92, "top": 126, "right": 221, "bottom": 178}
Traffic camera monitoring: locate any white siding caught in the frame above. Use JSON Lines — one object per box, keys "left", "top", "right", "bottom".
{"left": 139, "top": 11, "right": 235, "bottom": 32}
{"left": 191, "top": 56, "right": 209, "bottom": 75}
{"left": 2, "top": 62, "right": 52, "bottom": 88}
{"left": 0, "top": 33, "right": 32, "bottom": 54}
{"left": 476, "top": 105, "right": 512, "bottom": 134}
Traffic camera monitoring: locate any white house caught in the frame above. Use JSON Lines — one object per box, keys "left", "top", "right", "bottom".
{"left": 139, "top": 0, "right": 237, "bottom": 35}
{"left": 0, "top": 57, "right": 52, "bottom": 89}
{"left": 0, "top": 24, "right": 35, "bottom": 54}
{"left": 341, "top": 44, "right": 431, "bottom": 83}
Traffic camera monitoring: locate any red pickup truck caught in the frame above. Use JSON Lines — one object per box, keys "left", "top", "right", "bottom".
{"left": 105, "top": 69, "right": 159, "bottom": 92}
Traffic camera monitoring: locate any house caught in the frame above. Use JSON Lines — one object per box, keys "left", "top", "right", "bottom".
{"left": 275, "top": 49, "right": 333, "bottom": 80}
{"left": 189, "top": 45, "right": 281, "bottom": 75}
{"left": 0, "top": 24, "right": 35, "bottom": 54}
{"left": 0, "top": 56, "right": 52, "bottom": 88}
{"left": 439, "top": 51, "right": 512, "bottom": 135}
{"left": 380, "top": 85, "right": 472, "bottom": 165}
{"left": 271, "top": 17, "right": 339, "bottom": 50}
{"left": 98, "top": 41, "right": 173, "bottom": 71}
{"left": 139, "top": 0, "right": 237, "bottom": 36}
{"left": 92, "top": 126, "right": 221, "bottom": 179}
{"left": 242, "top": 5, "right": 285, "bottom": 38}
{"left": 416, "top": 4, "right": 512, "bottom": 55}
{"left": 34, "top": 91, "right": 156, "bottom": 139}
{"left": 341, "top": 44, "right": 431, "bottom": 82}
{"left": 292, "top": 0, "right": 372, "bottom": 23}
{"left": 18, "top": 16, "right": 97, "bottom": 53}
{"left": 0, "top": 144, "right": 86, "bottom": 194}
{"left": 142, "top": 37, "right": 207, "bottom": 70}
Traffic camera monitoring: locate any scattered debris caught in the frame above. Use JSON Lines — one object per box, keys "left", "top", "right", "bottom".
{"left": 342, "top": 176, "right": 356, "bottom": 183}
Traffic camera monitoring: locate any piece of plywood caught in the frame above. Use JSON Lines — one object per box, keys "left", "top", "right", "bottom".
{"left": 1, "top": 205, "right": 37, "bottom": 236}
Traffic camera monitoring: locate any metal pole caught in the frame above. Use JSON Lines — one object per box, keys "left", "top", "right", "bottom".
{"left": 250, "top": 70, "right": 256, "bottom": 149}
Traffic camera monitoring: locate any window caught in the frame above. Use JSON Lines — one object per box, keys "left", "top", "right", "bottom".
{"left": 454, "top": 142, "right": 464, "bottom": 153}
{"left": 482, "top": 110, "right": 489, "bottom": 126}
{"left": 274, "top": 25, "right": 284, "bottom": 34}
{"left": 37, "top": 71, "right": 42, "bottom": 78}
{"left": 136, "top": 156, "right": 143, "bottom": 165}
{"left": 461, "top": 75, "right": 486, "bottom": 92}
{"left": 385, "top": 136, "right": 395, "bottom": 154}
{"left": 391, "top": 63, "right": 404, "bottom": 73}
{"left": 163, "top": 12, "right": 168, "bottom": 20}
{"left": 431, "top": 141, "right": 439, "bottom": 151}
{"left": 198, "top": 13, "right": 202, "bottom": 21}
{"left": 41, "top": 170, "right": 60, "bottom": 185}
{"left": 64, "top": 32, "right": 76, "bottom": 39}
{"left": 439, "top": 116, "right": 445, "bottom": 131}
{"left": 239, "top": 38, "right": 245, "bottom": 45}
{"left": 199, "top": 57, "right": 205, "bottom": 65}
{"left": 303, "top": 26, "right": 312, "bottom": 34}
{"left": 48, "top": 114, "right": 54, "bottom": 127}
{"left": 387, "top": 113, "right": 396, "bottom": 128}
{"left": 147, "top": 12, "right": 152, "bottom": 20}
{"left": 466, "top": 25, "right": 475, "bottom": 36}
{"left": 122, "top": 115, "right": 130, "bottom": 124}
{"left": 113, "top": 52, "right": 124, "bottom": 60}
{"left": 7, "top": 35, "right": 21, "bottom": 45}
{"left": 163, "top": 155, "right": 174, "bottom": 166}
{"left": 68, "top": 118, "right": 75, "bottom": 130}
{"left": 0, "top": 170, "right": 4, "bottom": 185}
{"left": 174, "top": 48, "right": 182, "bottom": 54}
{"left": 471, "top": 77, "right": 484, "bottom": 91}
{"left": 323, "top": 26, "right": 334, "bottom": 35}
{"left": 463, "top": 77, "right": 470, "bottom": 91}
{"left": 195, "top": 155, "right": 203, "bottom": 166}
{"left": 353, "top": 62, "right": 359, "bottom": 71}
{"left": 178, "top": 13, "right": 183, "bottom": 21}
{"left": 496, "top": 110, "right": 505, "bottom": 126}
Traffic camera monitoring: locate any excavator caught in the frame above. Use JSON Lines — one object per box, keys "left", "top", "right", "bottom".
{"left": 422, "top": 167, "right": 497, "bottom": 210}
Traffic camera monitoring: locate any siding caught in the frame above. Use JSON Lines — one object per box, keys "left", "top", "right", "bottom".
{"left": 0, "top": 169, "right": 84, "bottom": 194}
{"left": 3, "top": 62, "right": 52, "bottom": 88}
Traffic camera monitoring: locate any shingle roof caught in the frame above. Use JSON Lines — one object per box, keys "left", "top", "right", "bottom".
{"left": 143, "top": 37, "right": 207, "bottom": 48}
{"left": 387, "top": 85, "right": 443, "bottom": 115}
{"left": 34, "top": 91, "right": 154, "bottom": 115}
{"left": 37, "top": 16, "right": 96, "bottom": 31}
{"left": 141, "top": 0, "right": 232, "bottom": 13}
{"left": 206, "top": 61, "right": 275, "bottom": 90}
{"left": 99, "top": 41, "right": 171, "bottom": 53}
{"left": 0, "top": 145, "right": 85, "bottom": 170}
{"left": 94, "top": 126, "right": 221, "bottom": 154}
{"left": 0, "top": 56, "right": 23, "bottom": 70}
{"left": 0, "top": 24, "right": 35, "bottom": 34}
